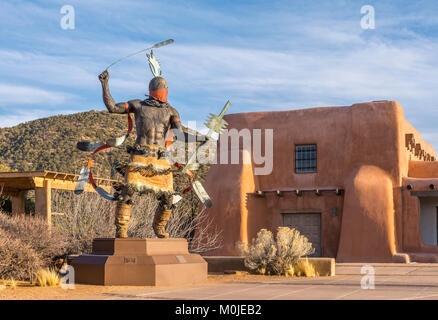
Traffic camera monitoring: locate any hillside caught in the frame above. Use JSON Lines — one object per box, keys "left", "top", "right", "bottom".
{"left": 0, "top": 111, "right": 134, "bottom": 176}
{"left": 0, "top": 110, "right": 209, "bottom": 185}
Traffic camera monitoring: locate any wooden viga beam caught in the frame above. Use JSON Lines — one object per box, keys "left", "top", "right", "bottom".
{"left": 32, "top": 176, "right": 113, "bottom": 193}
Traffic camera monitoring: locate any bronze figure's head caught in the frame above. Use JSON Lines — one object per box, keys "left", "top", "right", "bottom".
{"left": 149, "top": 76, "right": 168, "bottom": 103}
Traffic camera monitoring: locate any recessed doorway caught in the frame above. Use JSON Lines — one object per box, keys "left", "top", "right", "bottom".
{"left": 419, "top": 197, "right": 438, "bottom": 246}
{"left": 282, "top": 212, "right": 322, "bottom": 257}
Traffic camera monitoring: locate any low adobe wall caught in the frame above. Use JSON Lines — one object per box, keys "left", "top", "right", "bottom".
{"left": 204, "top": 256, "right": 335, "bottom": 276}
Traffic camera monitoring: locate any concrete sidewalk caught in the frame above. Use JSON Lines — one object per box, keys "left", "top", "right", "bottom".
{"left": 78, "top": 263, "right": 438, "bottom": 300}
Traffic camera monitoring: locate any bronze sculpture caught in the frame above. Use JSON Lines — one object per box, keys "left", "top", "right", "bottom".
{"left": 75, "top": 41, "right": 228, "bottom": 239}
{"left": 71, "top": 41, "right": 227, "bottom": 287}
{"left": 97, "top": 68, "right": 207, "bottom": 238}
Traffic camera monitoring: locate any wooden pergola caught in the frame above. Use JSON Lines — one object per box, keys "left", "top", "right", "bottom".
{"left": 0, "top": 171, "right": 117, "bottom": 225}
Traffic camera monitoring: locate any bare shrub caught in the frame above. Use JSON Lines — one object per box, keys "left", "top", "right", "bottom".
{"left": 238, "top": 227, "right": 315, "bottom": 276}
{"left": 180, "top": 207, "right": 223, "bottom": 254}
{"left": 237, "top": 229, "right": 277, "bottom": 275}
{"left": 128, "top": 193, "right": 222, "bottom": 253}
{"left": 0, "top": 212, "right": 68, "bottom": 278}
{"left": 271, "top": 227, "right": 315, "bottom": 275}
{"left": 52, "top": 189, "right": 222, "bottom": 254}
{"left": 0, "top": 229, "right": 42, "bottom": 281}
{"left": 51, "top": 190, "right": 115, "bottom": 254}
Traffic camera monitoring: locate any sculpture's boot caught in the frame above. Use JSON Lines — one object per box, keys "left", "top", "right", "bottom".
{"left": 153, "top": 209, "right": 172, "bottom": 238}
{"left": 115, "top": 202, "right": 132, "bottom": 238}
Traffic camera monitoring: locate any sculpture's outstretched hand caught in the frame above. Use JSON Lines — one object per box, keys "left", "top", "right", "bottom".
{"left": 99, "top": 70, "right": 109, "bottom": 83}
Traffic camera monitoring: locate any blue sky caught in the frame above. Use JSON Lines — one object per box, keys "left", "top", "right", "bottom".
{"left": 1, "top": 0, "right": 438, "bottom": 147}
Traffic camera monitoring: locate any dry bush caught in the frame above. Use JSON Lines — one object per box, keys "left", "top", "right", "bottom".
{"left": 182, "top": 207, "right": 223, "bottom": 254}
{"left": 238, "top": 227, "right": 315, "bottom": 276}
{"left": 0, "top": 212, "right": 68, "bottom": 281}
{"left": 128, "top": 193, "right": 222, "bottom": 254}
{"left": 271, "top": 227, "right": 315, "bottom": 275}
{"left": 0, "top": 229, "right": 42, "bottom": 281}
{"left": 52, "top": 189, "right": 222, "bottom": 254}
{"left": 237, "top": 229, "right": 277, "bottom": 275}
{"left": 51, "top": 190, "right": 115, "bottom": 254}
{"left": 0, "top": 212, "right": 68, "bottom": 262}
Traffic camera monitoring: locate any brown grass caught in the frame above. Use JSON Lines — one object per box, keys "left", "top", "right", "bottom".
{"left": 8, "top": 278, "right": 17, "bottom": 289}
{"left": 34, "top": 268, "right": 61, "bottom": 287}
{"left": 294, "top": 258, "right": 316, "bottom": 277}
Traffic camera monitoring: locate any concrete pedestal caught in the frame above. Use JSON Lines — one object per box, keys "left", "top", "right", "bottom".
{"left": 71, "top": 238, "right": 207, "bottom": 286}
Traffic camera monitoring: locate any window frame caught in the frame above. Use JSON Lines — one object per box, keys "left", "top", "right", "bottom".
{"left": 294, "top": 144, "right": 317, "bottom": 174}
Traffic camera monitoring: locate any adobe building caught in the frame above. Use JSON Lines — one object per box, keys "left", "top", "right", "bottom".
{"left": 202, "top": 100, "right": 438, "bottom": 263}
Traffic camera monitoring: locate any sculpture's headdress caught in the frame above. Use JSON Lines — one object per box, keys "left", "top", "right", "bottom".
{"left": 146, "top": 50, "right": 168, "bottom": 103}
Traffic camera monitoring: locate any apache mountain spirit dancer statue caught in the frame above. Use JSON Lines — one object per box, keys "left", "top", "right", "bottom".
{"left": 75, "top": 39, "right": 230, "bottom": 239}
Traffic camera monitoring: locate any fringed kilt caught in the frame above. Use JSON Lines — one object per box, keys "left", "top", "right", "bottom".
{"left": 124, "top": 145, "right": 173, "bottom": 195}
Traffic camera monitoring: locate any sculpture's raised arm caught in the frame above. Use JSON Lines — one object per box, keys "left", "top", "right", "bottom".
{"left": 99, "top": 70, "right": 129, "bottom": 114}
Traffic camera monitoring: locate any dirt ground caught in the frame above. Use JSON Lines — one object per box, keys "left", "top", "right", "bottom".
{"left": 0, "top": 272, "right": 320, "bottom": 300}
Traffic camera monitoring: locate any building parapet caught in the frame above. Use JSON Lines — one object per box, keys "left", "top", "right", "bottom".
{"left": 405, "top": 133, "right": 435, "bottom": 161}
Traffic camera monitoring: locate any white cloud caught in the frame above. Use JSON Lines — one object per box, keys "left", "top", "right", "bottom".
{"left": 1, "top": 33, "right": 438, "bottom": 119}
{"left": 1, "top": 0, "right": 438, "bottom": 148}
{"left": 0, "top": 50, "right": 98, "bottom": 89}
{"left": 156, "top": 39, "right": 438, "bottom": 106}
{"left": 0, "top": 84, "right": 75, "bottom": 105}
{"left": 0, "top": 109, "right": 54, "bottom": 128}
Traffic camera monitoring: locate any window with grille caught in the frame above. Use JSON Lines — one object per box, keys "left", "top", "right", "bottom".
{"left": 295, "top": 144, "right": 317, "bottom": 173}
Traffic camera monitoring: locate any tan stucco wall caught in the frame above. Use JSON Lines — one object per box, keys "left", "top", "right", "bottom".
{"left": 409, "top": 161, "right": 438, "bottom": 178}
{"left": 201, "top": 100, "right": 437, "bottom": 262}
{"left": 336, "top": 165, "right": 407, "bottom": 262}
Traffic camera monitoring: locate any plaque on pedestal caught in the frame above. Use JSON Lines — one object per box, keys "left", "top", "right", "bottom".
{"left": 71, "top": 238, "right": 207, "bottom": 286}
